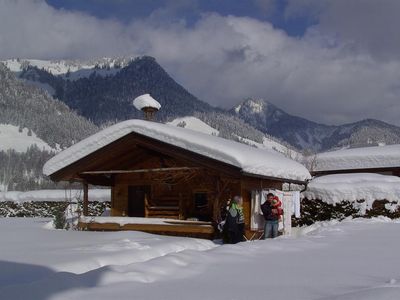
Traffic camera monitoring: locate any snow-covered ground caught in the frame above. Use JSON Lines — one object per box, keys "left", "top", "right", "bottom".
{"left": 1, "top": 217, "right": 400, "bottom": 299}
{"left": 0, "top": 124, "right": 53, "bottom": 152}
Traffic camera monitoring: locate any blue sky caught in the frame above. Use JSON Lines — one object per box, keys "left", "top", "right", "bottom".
{"left": 45, "top": 0, "right": 314, "bottom": 36}
{"left": 1, "top": 0, "right": 400, "bottom": 126}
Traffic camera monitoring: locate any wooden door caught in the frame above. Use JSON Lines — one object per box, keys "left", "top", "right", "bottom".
{"left": 128, "top": 185, "right": 150, "bottom": 217}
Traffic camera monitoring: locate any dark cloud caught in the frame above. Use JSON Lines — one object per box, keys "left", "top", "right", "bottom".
{"left": 1, "top": 0, "right": 400, "bottom": 126}
{"left": 286, "top": 0, "right": 400, "bottom": 61}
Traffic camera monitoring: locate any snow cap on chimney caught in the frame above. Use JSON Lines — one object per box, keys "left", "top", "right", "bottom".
{"left": 133, "top": 93, "right": 161, "bottom": 121}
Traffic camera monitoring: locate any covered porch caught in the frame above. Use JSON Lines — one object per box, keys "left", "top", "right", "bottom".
{"left": 78, "top": 165, "right": 242, "bottom": 239}
{"left": 78, "top": 216, "right": 215, "bottom": 239}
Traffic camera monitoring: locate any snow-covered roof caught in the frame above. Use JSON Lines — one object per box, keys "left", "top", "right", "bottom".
{"left": 133, "top": 94, "right": 161, "bottom": 110}
{"left": 43, "top": 120, "right": 311, "bottom": 182}
{"left": 303, "top": 173, "right": 400, "bottom": 207}
{"left": 315, "top": 144, "right": 400, "bottom": 172}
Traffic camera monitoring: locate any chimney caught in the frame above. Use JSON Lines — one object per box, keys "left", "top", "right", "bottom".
{"left": 133, "top": 94, "right": 161, "bottom": 121}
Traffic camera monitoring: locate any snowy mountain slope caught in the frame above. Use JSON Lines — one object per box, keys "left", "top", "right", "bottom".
{"left": 323, "top": 118, "right": 400, "bottom": 149}
{"left": 0, "top": 63, "right": 98, "bottom": 149}
{"left": 0, "top": 63, "right": 99, "bottom": 191}
{"left": 232, "top": 98, "right": 335, "bottom": 151}
{"left": 168, "top": 116, "right": 301, "bottom": 159}
{"left": 168, "top": 116, "right": 219, "bottom": 135}
{"left": 0, "top": 124, "right": 53, "bottom": 153}
{"left": 6, "top": 56, "right": 217, "bottom": 125}
{"left": 21, "top": 78, "right": 56, "bottom": 96}
{"left": 2, "top": 57, "right": 133, "bottom": 80}
{"left": 232, "top": 98, "right": 400, "bottom": 151}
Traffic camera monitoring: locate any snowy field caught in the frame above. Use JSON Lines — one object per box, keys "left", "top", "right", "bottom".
{"left": 0, "top": 124, "right": 53, "bottom": 153}
{"left": 1, "top": 218, "right": 400, "bottom": 299}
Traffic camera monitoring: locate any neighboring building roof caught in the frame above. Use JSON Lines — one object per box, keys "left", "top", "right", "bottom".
{"left": 314, "top": 144, "right": 400, "bottom": 172}
{"left": 303, "top": 173, "right": 400, "bottom": 211}
{"left": 43, "top": 120, "right": 311, "bottom": 182}
{"left": 133, "top": 94, "right": 161, "bottom": 110}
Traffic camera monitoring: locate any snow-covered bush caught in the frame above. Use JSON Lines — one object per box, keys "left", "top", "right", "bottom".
{"left": 53, "top": 205, "right": 68, "bottom": 229}
{"left": 294, "top": 198, "right": 400, "bottom": 226}
{"left": 0, "top": 201, "right": 110, "bottom": 218}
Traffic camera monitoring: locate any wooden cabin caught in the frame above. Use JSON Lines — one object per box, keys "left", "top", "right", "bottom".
{"left": 312, "top": 144, "right": 400, "bottom": 177}
{"left": 43, "top": 120, "right": 310, "bottom": 239}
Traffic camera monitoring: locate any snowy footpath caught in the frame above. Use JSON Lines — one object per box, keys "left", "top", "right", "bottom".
{"left": 1, "top": 218, "right": 400, "bottom": 300}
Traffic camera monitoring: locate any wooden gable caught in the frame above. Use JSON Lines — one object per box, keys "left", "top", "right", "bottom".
{"left": 49, "top": 131, "right": 242, "bottom": 184}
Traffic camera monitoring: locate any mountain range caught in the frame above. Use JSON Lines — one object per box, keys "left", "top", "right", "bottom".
{"left": 3, "top": 56, "right": 400, "bottom": 153}
{"left": 232, "top": 98, "right": 400, "bottom": 151}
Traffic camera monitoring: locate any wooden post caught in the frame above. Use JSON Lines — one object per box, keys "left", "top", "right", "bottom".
{"left": 179, "top": 193, "right": 184, "bottom": 220}
{"left": 212, "top": 177, "right": 221, "bottom": 224}
{"left": 83, "top": 182, "right": 89, "bottom": 216}
{"left": 212, "top": 177, "right": 231, "bottom": 224}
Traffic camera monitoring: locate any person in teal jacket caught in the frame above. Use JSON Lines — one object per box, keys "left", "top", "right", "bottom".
{"left": 225, "top": 196, "right": 245, "bottom": 243}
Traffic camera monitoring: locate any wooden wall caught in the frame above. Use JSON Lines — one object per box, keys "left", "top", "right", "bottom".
{"left": 110, "top": 171, "right": 239, "bottom": 221}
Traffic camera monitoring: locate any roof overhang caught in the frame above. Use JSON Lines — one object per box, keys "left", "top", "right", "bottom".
{"left": 242, "top": 172, "right": 309, "bottom": 185}
{"left": 312, "top": 166, "right": 400, "bottom": 176}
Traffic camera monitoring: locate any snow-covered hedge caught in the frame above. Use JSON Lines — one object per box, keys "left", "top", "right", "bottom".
{"left": 294, "top": 198, "right": 400, "bottom": 226}
{"left": 0, "top": 189, "right": 111, "bottom": 217}
{"left": 0, "top": 201, "right": 110, "bottom": 218}
{"left": 295, "top": 174, "right": 400, "bottom": 226}
{"left": 303, "top": 174, "right": 400, "bottom": 208}
{"left": 0, "top": 189, "right": 110, "bottom": 203}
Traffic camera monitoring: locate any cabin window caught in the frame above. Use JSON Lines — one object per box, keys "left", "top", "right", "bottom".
{"left": 194, "top": 192, "right": 208, "bottom": 209}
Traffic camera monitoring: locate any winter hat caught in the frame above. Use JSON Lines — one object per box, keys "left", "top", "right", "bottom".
{"left": 271, "top": 196, "right": 282, "bottom": 207}
{"left": 233, "top": 196, "right": 243, "bottom": 205}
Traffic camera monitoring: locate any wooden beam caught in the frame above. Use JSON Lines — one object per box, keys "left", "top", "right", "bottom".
{"left": 83, "top": 182, "right": 89, "bottom": 216}
{"left": 81, "top": 167, "right": 201, "bottom": 175}
{"left": 79, "top": 174, "right": 114, "bottom": 186}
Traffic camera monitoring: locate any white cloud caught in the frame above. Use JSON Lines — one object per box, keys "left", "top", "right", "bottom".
{"left": 1, "top": 0, "right": 400, "bottom": 126}
{"left": 0, "top": 0, "right": 137, "bottom": 59}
